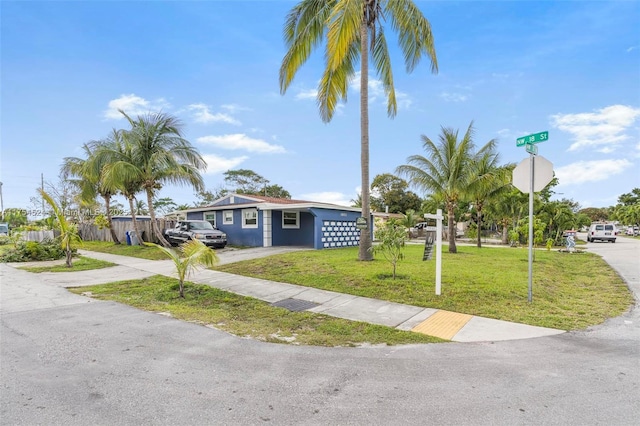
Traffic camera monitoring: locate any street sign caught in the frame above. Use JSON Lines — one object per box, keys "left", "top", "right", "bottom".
{"left": 525, "top": 144, "right": 538, "bottom": 155}
{"left": 512, "top": 155, "right": 554, "bottom": 193}
{"left": 516, "top": 131, "right": 549, "bottom": 147}
{"left": 355, "top": 217, "right": 367, "bottom": 229}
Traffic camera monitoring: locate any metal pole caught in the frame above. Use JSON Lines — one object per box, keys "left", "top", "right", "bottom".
{"left": 41, "top": 173, "right": 45, "bottom": 220}
{"left": 528, "top": 153, "right": 534, "bottom": 303}
{"left": 0, "top": 181, "right": 4, "bottom": 219}
{"left": 435, "top": 208, "right": 443, "bottom": 295}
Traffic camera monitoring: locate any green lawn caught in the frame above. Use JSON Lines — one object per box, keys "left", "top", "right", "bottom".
{"left": 80, "top": 240, "right": 170, "bottom": 260}
{"left": 20, "top": 256, "right": 116, "bottom": 273}
{"left": 215, "top": 245, "right": 634, "bottom": 330}
{"left": 69, "top": 276, "right": 444, "bottom": 347}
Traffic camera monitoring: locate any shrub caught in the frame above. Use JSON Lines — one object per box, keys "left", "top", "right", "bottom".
{"left": 0, "top": 238, "right": 76, "bottom": 262}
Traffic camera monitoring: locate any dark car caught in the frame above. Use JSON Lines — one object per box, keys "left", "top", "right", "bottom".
{"left": 165, "top": 220, "right": 227, "bottom": 248}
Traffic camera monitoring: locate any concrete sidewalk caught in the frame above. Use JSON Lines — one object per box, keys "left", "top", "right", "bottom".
{"left": 24, "top": 248, "right": 565, "bottom": 343}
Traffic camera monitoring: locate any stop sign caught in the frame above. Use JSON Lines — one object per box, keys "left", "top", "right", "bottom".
{"left": 512, "top": 155, "right": 554, "bottom": 193}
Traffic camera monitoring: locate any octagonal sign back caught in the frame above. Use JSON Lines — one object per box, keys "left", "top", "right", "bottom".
{"left": 512, "top": 155, "right": 554, "bottom": 193}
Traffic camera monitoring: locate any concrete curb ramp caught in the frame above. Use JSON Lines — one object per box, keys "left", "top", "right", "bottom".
{"left": 35, "top": 249, "right": 564, "bottom": 343}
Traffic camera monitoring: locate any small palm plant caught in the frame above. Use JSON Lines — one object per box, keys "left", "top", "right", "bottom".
{"left": 370, "top": 219, "right": 408, "bottom": 280}
{"left": 150, "top": 239, "right": 218, "bottom": 298}
{"left": 39, "top": 189, "right": 82, "bottom": 267}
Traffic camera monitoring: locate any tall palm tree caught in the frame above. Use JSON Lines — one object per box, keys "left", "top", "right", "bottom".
{"left": 116, "top": 110, "right": 206, "bottom": 247}
{"left": 62, "top": 141, "right": 121, "bottom": 244}
{"left": 466, "top": 152, "right": 513, "bottom": 248}
{"left": 397, "top": 122, "right": 490, "bottom": 253}
{"left": 280, "top": 0, "right": 438, "bottom": 260}
{"left": 93, "top": 129, "right": 146, "bottom": 245}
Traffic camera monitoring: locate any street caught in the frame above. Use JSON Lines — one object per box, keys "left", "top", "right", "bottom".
{"left": 1, "top": 237, "right": 639, "bottom": 425}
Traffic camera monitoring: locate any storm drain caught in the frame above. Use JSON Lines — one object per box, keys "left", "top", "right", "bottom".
{"left": 270, "top": 298, "right": 320, "bottom": 312}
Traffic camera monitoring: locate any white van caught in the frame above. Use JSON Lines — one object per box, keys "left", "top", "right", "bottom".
{"left": 587, "top": 223, "right": 616, "bottom": 243}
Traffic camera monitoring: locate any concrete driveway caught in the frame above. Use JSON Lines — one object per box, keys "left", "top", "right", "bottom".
{"left": 1, "top": 238, "right": 639, "bottom": 425}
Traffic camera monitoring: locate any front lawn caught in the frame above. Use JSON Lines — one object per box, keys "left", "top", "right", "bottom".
{"left": 69, "top": 276, "right": 444, "bottom": 347}
{"left": 81, "top": 240, "right": 169, "bottom": 260}
{"left": 216, "top": 245, "right": 633, "bottom": 330}
{"left": 20, "top": 256, "right": 116, "bottom": 273}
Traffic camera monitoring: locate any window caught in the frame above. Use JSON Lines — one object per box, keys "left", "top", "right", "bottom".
{"left": 223, "top": 210, "right": 234, "bottom": 225}
{"left": 242, "top": 208, "right": 258, "bottom": 228}
{"left": 204, "top": 212, "right": 216, "bottom": 228}
{"left": 282, "top": 211, "right": 300, "bottom": 229}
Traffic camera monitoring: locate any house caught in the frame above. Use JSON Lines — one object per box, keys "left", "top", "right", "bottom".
{"left": 175, "top": 193, "right": 367, "bottom": 249}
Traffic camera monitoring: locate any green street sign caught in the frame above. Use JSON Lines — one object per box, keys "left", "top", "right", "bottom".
{"left": 525, "top": 143, "right": 538, "bottom": 155}
{"left": 517, "top": 131, "right": 549, "bottom": 147}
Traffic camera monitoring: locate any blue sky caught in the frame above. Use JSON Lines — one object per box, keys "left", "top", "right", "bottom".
{"left": 2, "top": 0, "right": 639, "bottom": 216}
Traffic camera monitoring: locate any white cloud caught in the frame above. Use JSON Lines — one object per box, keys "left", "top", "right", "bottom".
{"left": 201, "top": 154, "right": 249, "bottom": 174}
{"left": 439, "top": 92, "right": 469, "bottom": 103}
{"left": 188, "top": 103, "right": 241, "bottom": 125}
{"left": 295, "top": 89, "right": 318, "bottom": 100}
{"left": 299, "top": 191, "right": 353, "bottom": 206}
{"left": 555, "top": 159, "right": 633, "bottom": 185}
{"left": 221, "top": 104, "right": 251, "bottom": 113}
{"left": 103, "top": 94, "right": 171, "bottom": 119}
{"left": 349, "top": 72, "right": 412, "bottom": 110}
{"left": 197, "top": 134, "right": 286, "bottom": 153}
{"left": 550, "top": 105, "right": 640, "bottom": 152}
{"left": 627, "top": 45, "right": 638, "bottom": 53}
{"left": 497, "top": 128, "right": 511, "bottom": 138}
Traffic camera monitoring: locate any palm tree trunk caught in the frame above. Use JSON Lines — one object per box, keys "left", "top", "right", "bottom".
{"left": 358, "top": 21, "right": 373, "bottom": 261}
{"left": 65, "top": 246, "right": 73, "bottom": 268}
{"left": 103, "top": 194, "right": 120, "bottom": 244}
{"left": 146, "top": 189, "right": 171, "bottom": 247}
{"left": 501, "top": 219, "right": 509, "bottom": 244}
{"left": 447, "top": 203, "right": 457, "bottom": 253}
{"left": 476, "top": 207, "right": 483, "bottom": 248}
{"left": 128, "top": 196, "right": 143, "bottom": 245}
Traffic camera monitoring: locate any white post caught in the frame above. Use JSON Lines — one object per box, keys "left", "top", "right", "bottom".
{"left": 435, "top": 208, "right": 443, "bottom": 296}
{"left": 424, "top": 209, "right": 444, "bottom": 295}
{"left": 528, "top": 153, "right": 534, "bottom": 303}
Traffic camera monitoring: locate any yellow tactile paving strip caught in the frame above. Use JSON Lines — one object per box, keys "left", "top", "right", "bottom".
{"left": 412, "top": 310, "right": 473, "bottom": 340}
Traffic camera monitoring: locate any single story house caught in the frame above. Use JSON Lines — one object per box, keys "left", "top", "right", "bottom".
{"left": 174, "top": 193, "right": 369, "bottom": 249}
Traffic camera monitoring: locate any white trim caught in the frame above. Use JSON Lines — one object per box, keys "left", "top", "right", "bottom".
{"left": 242, "top": 208, "right": 258, "bottom": 229}
{"left": 203, "top": 212, "right": 216, "bottom": 227}
{"left": 282, "top": 211, "right": 300, "bottom": 229}
{"left": 263, "top": 210, "right": 272, "bottom": 247}
{"left": 223, "top": 210, "right": 234, "bottom": 225}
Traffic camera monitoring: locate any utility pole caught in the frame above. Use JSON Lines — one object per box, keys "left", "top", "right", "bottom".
{"left": 0, "top": 181, "right": 4, "bottom": 219}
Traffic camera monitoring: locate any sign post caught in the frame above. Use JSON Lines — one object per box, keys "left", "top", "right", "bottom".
{"left": 424, "top": 209, "right": 443, "bottom": 295}
{"left": 513, "top": 132, "right": 552, "bottom": 303}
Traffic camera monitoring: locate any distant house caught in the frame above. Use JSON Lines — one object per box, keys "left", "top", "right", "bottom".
{"left": 174, "top": 193, "right": 367, "bottom": 249}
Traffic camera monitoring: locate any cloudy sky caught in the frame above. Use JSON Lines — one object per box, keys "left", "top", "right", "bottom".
{"left": 2, "top": 0, "right": 639, "bottom": 213}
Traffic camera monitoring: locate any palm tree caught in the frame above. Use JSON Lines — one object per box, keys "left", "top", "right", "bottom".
{"left": 151, "top": 239, "right": 219, "bottom": 298}
{"left": 466, "top": 153, "right": 513, "bottom": 248}
{"left": 39, "top": 189, "right": 81, "bottom": 267}
{"left": 397, "top": 122, "right": 490, "bottom": 253}
{"left": 62, "top": 141, "right": 121, "bottom": 244}
{"left": 280, "top": 0, "right": 438, "bottom": 260}
{"left": 117, "top": 110, "right": 206, "bottom": 247}
{"left": 93, "top": 129, "right": 146, "bottom": 245}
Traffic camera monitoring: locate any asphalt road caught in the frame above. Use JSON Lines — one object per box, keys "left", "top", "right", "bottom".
{"left": 1, "top": 237, "right": 639, "bottom": 425}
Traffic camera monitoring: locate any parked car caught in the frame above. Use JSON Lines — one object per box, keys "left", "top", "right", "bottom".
{"left": 586, "top": 223, "right": 616, "bottom": 243}
{"left": 164, "top": 220, "right": 227, "bottom": 248}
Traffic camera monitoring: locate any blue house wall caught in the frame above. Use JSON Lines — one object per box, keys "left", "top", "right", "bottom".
{"left": 309, "top": 208, "right": 364, "bottom": 249}
{"left": 271, "top": 211, "right": 314, "bottom": 247}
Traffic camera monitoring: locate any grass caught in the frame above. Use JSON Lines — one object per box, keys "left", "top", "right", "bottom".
{"left": 215, "top": 245, "right": 634, "bottom": 331}
{"left": 20, "top": 256, "right": 116, "bottom": 273}
{"left": 69, "top": 275, "right": 444, "bottom": 347}
{"left": 80, "top": 240, "right": 170, "bottom": 260}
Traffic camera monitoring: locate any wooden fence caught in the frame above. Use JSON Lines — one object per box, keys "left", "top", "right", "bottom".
{"left": 78, "top": 219, "right": 176, "bottom": 244}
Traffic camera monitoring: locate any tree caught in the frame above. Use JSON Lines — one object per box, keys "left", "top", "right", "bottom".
{"left": 115, "top": 110, "right": 206, "bottom": 247}
{"left": 223, "top": 169, "right": 269, "bottom": 194}
{"left": 195, "top": 186, "right": 228, "bottom": 206}
{"left": 397, "top": 122, "right": 489, "bottom": 253}
{"left": 39, "top": 189, "right": 81, "bottom": 267}
{"left": 93, "top": 129, "right": 145, "bottom": 245}
{"left": 371, "top": 173, "right": 422, "bottom": 213}
{"left": 280, "top": 0, "right": 438, "bottom": 261}
{"left": 1, "top": 208, "right": 28, "bottom": 229}
{"left": 484, "top": 188, "right": 528, "bottom": 244}
{"left": 62, "top": 141, "right": 121, "bottom": 244}
{"left": 617, "top": 188, "right": 640, "bottom": 206}
{"left": 578, "top": 207, "right": 610, "bottom": 222}
{"left": 151, "top": 239, "right": 218, "bottom": 298}
{"left": 263, "top": 184, "right": 291, "bottom": 199}
{"left": 466, "top": 153, "right": 512, "bottom": 248}
{"left": 370, "top": 219, "right": 407, "bottom": 279}
{"left": 153, "top": 197, "right": 177, "bottom": 216}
